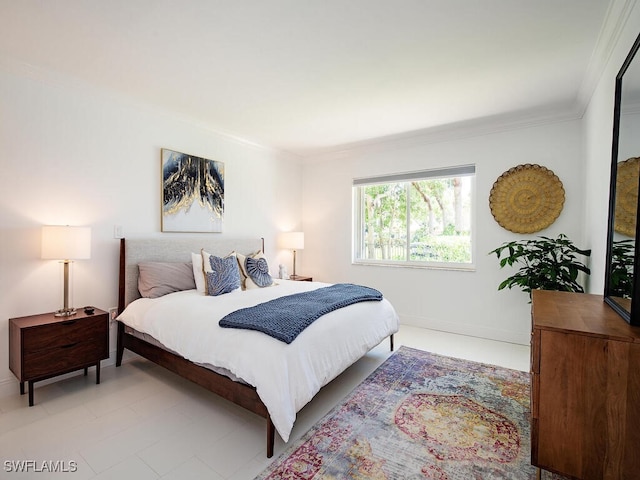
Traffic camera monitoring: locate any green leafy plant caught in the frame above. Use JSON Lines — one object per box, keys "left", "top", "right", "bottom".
{"left": 608, "top": 239, "right": 635, "bottom": 298}
{"left": 489, "top": 234, "right": 591, "bottom": 298}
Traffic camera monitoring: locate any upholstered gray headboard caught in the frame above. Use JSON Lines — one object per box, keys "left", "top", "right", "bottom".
{"left": 118, "top": 236, "right": 264, "bottom": 313}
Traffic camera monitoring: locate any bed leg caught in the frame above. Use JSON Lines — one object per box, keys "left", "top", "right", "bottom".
{"left": 116, "top": 321, "right": 125, "bottom": 367}
{"left": 390, "top": 334, "right": 394, "bottom": 352}
{"left": 267, "top": 417, "right": 275, "bottom": 458}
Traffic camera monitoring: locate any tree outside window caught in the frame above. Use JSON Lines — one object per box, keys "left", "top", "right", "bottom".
{"left": 353, "top": 166, "right": 474, "bottom": 266}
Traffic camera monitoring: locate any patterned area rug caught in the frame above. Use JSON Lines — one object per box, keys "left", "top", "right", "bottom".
{"left": 256, "top": 346, "right": 566, "bottom": 480}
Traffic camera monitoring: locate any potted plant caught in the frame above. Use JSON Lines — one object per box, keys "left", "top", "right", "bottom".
{"left": 608, "top": 239, "right": 635, "bottom": 298}
{"left": 490, "top": 234, "right": 591, "bottom": 298}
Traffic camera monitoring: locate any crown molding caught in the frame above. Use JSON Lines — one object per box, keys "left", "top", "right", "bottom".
{"left": 576, "top": 0, "right": 638, "bottom": 114}
{"left": 0, "top": 54, "right": 298, "bottom": 159}
{"left": 301, "top": 104, "right": 582, "bottom": 163}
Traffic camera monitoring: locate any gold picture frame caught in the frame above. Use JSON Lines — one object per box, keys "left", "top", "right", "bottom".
{"left": 613, "top": 156, "right": 639, "bottom": 237}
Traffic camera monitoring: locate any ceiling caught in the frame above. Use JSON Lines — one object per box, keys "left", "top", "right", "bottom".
{"left": 0, "top": 1, "right": 613, "bottom": 157}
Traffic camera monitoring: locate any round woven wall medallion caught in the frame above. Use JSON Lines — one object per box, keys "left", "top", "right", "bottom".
{"left": 489, "top": 164, "right": 565, "bottom": 234}
{"left": 614, "top": 157, "right": 640, "bottom": 237}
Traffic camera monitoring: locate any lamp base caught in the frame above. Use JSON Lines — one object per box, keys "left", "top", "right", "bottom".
{"left": 54, "top": 308, "right": 77, "bottom": 317}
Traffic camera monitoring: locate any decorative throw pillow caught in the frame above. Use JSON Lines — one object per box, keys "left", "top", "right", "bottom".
{"left": 245, "top": 256, "right": 273, "bottom": 287}
{"left": 206, "top": 254, "right": 240, "bottom": 296}
{"left": 236, "top": 250, "right": 260, "bottom": 289}
{"left": 200, "top": 249, "right": 237, "bottom": 290}
{"left": 236, "top": 251, "right": 275, "bottom": 289}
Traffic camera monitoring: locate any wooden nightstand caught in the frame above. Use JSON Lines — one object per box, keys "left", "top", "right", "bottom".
{"left": 9, "top": 308, "right": 109, "bottom": 406}
{"left": 289, "top": 275, "right": 312, "bottom": 282}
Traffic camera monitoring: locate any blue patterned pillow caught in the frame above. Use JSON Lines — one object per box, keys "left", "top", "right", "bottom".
{"left": 206, "top": 255, "right": 240, "bottom": 296}
{"left": 245, "top": 256, "right": 273, "bottom": 287}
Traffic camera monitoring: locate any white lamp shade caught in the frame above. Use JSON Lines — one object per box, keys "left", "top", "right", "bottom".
{"left": 278, "top": 231, "right": 304, "bottom": 250}
{"left": 41, "top": 226, "right": 91, "bottom": 260}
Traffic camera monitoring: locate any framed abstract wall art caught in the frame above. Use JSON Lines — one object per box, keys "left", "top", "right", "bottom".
{"left": 161, "top": 148, "right": 224, "bottom": 232}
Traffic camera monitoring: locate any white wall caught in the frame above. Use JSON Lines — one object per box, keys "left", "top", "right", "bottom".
{"left": 0, "top": 65, "right": 303, "bottom": 390}
{"left": 302, "top": 120, "right": 585, "bottom": 345}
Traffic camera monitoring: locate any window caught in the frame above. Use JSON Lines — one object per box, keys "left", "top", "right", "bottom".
{"left": 353, "top": 165, "right": 475, "bottom": 268}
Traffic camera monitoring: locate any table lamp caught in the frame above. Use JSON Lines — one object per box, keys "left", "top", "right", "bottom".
{"left": 278, "top": 231, "right": 304, "bottom": 279}
{"left": 41, "top": 225, "right": 91, "bottom": 316}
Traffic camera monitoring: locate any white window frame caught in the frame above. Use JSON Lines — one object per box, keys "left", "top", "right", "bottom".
{"left": 352, "top": 165, "right": 476, "bottom": 271}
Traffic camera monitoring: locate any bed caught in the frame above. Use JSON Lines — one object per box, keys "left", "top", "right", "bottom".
{"left": 115, "top": 237, "right": 399, "bottom": 457}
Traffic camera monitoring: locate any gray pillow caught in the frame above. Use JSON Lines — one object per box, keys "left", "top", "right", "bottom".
{"left": 138, "top": 262, "right": 196, "bottom": 298}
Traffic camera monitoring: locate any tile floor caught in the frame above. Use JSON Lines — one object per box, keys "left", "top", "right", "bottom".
{"left": 0, "top": 326, "right": 529, "bottom": 479}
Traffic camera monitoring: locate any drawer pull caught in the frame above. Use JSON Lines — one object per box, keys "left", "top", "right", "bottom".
{"left": 61, "top": 342, "right": 78, "bottom": 349}
{"left": 61, "top": 320, "right": 77, "bottom": 326}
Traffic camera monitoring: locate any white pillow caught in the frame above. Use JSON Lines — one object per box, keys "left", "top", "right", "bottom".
{"left": 191, "top": 252, "right": 206, "bottom": 294}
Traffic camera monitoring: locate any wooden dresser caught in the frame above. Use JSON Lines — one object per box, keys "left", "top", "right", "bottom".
{"left": 531, "top": 290, "right": 640, "bottom": 479}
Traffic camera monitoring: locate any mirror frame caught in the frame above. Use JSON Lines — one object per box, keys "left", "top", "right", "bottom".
{"left": 604, "top": 31, "right": 640, "bottom": 326}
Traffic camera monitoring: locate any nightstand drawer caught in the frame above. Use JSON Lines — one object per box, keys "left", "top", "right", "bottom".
{"left": 23, "top": 315, "right": 106, "bottom": 352}
{"left": 23, "top": 340, "right": 108, "bottom": 379}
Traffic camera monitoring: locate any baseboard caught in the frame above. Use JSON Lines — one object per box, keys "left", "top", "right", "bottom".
{"left": 400, "top": 315, "right": 530, "bottom": 346}
{"left": 0, "top": 376, "right": 17, "bottom": 399}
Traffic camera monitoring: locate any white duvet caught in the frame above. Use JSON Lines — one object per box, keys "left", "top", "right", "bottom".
{"left": 117, "top": 280, "right": 399, "bottom": 442}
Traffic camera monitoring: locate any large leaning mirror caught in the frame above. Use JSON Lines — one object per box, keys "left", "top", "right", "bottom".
{"left": 604, "top": 32, "right": 640, "bottom": 326}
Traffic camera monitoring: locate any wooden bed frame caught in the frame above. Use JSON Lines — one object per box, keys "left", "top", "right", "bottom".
{"left": 115, "top": 237, "right": 393, "bottom": 458}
